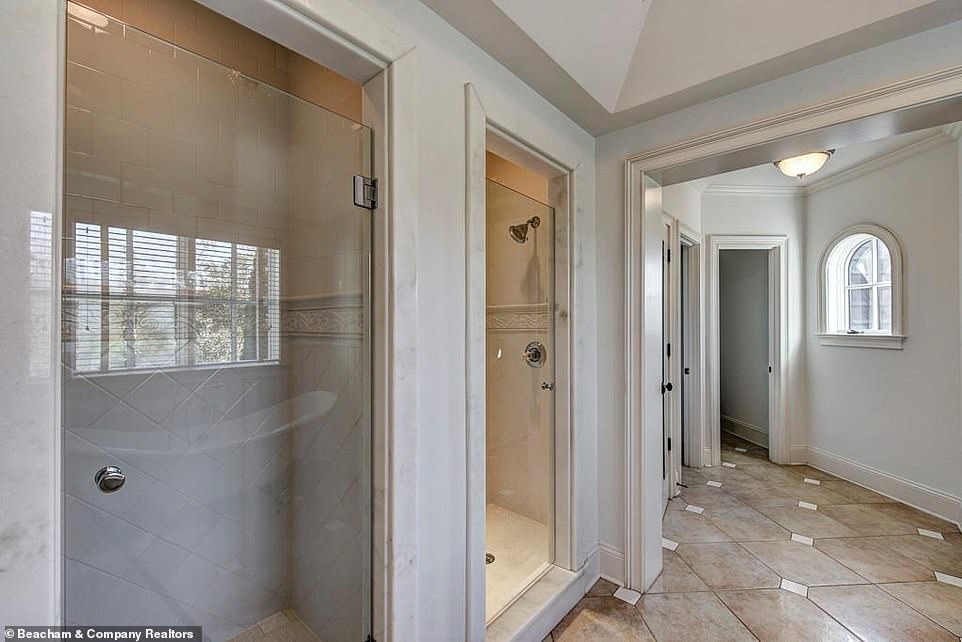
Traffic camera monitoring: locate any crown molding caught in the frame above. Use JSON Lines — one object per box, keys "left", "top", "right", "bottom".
{"left": 804, "top": 130, "right": 953, "bottom": 195}
{"left": 701, "top": 183, "right": 804, "bottom": 197}
{"left": 943, "top": 122, "right": 962, "bottom": 140}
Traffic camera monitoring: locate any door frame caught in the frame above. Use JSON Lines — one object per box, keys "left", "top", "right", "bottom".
{"left": 707, "top": 236, "right": 788, "bottom": 466}
{"left": 465, "top": 85, "right": 584, "bottom": 640}
{"left": 678, "top": 231, "right": 703, "bottom": 470}
{"left": 622, "top": 73, "right": 962, "bottom": 593}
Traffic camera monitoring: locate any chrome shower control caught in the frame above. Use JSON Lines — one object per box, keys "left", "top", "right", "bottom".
{"left": 95, "top": 465, "right": 126, "bottom": 493}
{"left": 523, "top": 341, "right": 547, "bottom": 368}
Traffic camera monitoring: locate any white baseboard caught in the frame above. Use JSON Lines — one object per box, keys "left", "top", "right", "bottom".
{"left": 789, "top": 444, "right": 808, "bottom": 465}
{"left": 721, "top": 415, "right": 769, "bottom": 448}
{"left": 806, "top": 445, "right": 962, "bottom": 528}
{"left": 598, "top": 543, "right": 625, "bottom": 586}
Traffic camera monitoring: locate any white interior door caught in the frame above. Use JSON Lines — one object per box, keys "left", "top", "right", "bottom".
{"left": 661, "top": 221, "right": 672, "bottom": 507}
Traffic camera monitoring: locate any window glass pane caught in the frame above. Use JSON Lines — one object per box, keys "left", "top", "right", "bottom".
{"left": 193, "top": 302, "right": 233, "bottom": 364}
{"left": 848, "top": 287, "right": 872, "bottom": 331}
{"left": 878, "top": 285, "right": 892, "bottom": 331}
{"left": 848, "top": 240, "right": 872, "bottom": 285}
{"left": 108, "top": 299, "right": 178, "bottom": 369}
{"left": 877, "top": 238, "right": 891, "bottom": 283}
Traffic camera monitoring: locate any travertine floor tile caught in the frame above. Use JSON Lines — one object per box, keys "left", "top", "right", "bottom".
{"left": 819, "top": 503, "right": 918, "bottom": 536}
{"left": 756, "top": 505, "right": 860, "bottom": 538}
{"left": 769, "top": 483, "right": 851, "bottom": 506}
{"left": 815, "top": 537, "right": 934, "bottom": 583}
{"left": 809, "top": 584, "right": 957, "bottom": 641}
{"left": 789, "top": 465, "right": 840, "bottom": 481}
{"left": 870, "top": 503, "right": 961, "bottom": 534}
{"left": 820, "top": 479, "right": 894, "bottom": 504}
{"left": 742, "top": 540, "right": 867, "bottom": 587}
{"left": 717, "top": 588, "right": 859, "bottom": 641}
{"left": 705, "top": 505, "right": 791, "bottom": 541}
{"left": 551, "top": 597, "right": 654, "bottom": 641}
{"left": 675, "top": 542, "right": 780, "bottom": 590}
{"left": 663, "top": 510, "right": 732, "bottom": 543}
{"left": 879, "top": 581, "right": 962, "bottom": 636}
{"left": 585, "top": 578, "right": 618, "bottom": 597}
{"left": 648, "top": 550, "right": 710, "bottom": 593}
{"left": 874, "top": 533, "right": 962, "bottom": 576}
{"left": 637, "top": 592, "right": 754, "bottom": 642}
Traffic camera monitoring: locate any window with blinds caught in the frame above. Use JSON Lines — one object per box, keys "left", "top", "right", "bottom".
{"left": 66, "top": 222, "right": 281, "bottom": 373}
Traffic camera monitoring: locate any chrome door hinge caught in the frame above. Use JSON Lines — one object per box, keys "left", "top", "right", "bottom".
{"left": 354, "top": 175, "right": 378, "bottom": 210}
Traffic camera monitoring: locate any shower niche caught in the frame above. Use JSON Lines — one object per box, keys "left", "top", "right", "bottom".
{"left": 484, "top": 153, "right": 559, "bottom": 622}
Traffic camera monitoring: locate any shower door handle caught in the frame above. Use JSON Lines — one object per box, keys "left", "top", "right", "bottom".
{"left": 541, "top": 382, "right": 554, "bottom": 391}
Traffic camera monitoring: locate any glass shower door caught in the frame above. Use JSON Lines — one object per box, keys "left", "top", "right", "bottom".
{"left": 484, "top": 179, "right": 555, "bottom": 621}
{"left": 62, "top": 4, "right": 372, "bottom": 640}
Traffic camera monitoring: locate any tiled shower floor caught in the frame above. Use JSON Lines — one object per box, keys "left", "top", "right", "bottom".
{"left": 549, "top": 433, "right": 962, "bottom": 640}
{"left": 228, "top": 610, "right": 319, "bottom": 642}
{"left": 486, "top": 503, "right": 551, "bottom": 621}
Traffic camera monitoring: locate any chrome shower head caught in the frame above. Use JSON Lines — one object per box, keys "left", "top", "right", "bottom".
{"left": 508, "top": 216, "right": 540, "bottom": 244}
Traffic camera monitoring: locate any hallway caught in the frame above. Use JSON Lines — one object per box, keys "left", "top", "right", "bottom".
{"left": 549, "top": 434, "right": 962, "bottom": 641}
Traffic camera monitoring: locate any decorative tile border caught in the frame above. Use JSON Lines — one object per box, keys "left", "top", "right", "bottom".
{"left": 486, "top": 302, "right": 550, "bottom": 332}
{"left": 283, "top": 292, "right": 363, "bottom": 338}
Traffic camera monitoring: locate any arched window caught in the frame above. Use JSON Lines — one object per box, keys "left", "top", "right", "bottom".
{"left": 818, "top": 224, "right": 903, "bottom": 348}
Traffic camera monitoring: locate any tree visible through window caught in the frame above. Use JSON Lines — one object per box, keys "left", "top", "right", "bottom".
{"left": 66, "top": 222, "right": 280, "bottom": 373}
{"left": 846, "top": 236, "right": 891, "bottom": 333}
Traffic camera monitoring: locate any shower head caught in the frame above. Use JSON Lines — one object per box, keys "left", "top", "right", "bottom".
{"left": 508, "top": 216, "right": 540, "bottom": 244}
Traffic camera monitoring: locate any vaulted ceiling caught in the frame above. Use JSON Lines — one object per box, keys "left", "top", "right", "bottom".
{"left": 420, "top": 0, "right": 962, "bottom": 134}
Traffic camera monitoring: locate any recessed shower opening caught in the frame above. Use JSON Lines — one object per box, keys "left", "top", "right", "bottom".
{"left": 484, "top": 151, "right": 558, "bottom": 623}
{"left": 61, "top": 2, "right": 375, "bottom": 640}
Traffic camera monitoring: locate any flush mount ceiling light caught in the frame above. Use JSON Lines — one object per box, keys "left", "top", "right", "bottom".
{"left": 774, "top": 149, "right": 835, "bottom": 178}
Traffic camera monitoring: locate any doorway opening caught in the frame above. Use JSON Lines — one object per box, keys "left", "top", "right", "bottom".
{"left": 484, "top": 154, "right": 555, "bottom": 621}
{"left": 718, "top": 249, "right": 773, "bottom": 460}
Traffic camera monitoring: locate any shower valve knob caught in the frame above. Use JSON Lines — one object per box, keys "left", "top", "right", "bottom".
{"left": 95, "top": 465, "right": 126, "bottom": 493}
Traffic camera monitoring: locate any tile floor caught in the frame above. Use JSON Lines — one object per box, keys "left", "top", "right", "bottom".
{"left": 486, "top": 503, "right": 551, "bottom": 621}
{"left": 228, "top": 610, "right": 319, "bottom": 642}
{"left": 548, "top": 434, "right": 962, "bottom": 641}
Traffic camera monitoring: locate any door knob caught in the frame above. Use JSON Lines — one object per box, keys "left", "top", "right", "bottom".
{"left": 541, "top": 382, "right": 554, "bottom": 391}
{"left": 661, "top": 381, "right": 673, "bottom": 393}
{"left": 95, "top": 465, "right": 126, "bottom": 493}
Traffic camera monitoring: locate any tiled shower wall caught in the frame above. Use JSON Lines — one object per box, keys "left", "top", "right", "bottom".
{"left": 484, "top": 180, "right": 553, "bottom": 524}
{"left": 63, "top": 3, "right": 369, "bottom": 640}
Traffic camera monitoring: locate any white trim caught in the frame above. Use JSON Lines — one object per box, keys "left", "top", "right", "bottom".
{"left": 598, "top": 544, "right": 626, "bottom": 586}
{"left": 702, "top": 184, "right": 805, "bottom": 197}
{"left": 708, "top": 235, "right": 788, "bottom": 466}
{"left": 622, "top": 65, "right": 962, "bottom": 599}
{"left": 485, "top": 566, "right": 586, "bottom": 642}
{"left": 720, "top": 416, "right": 769, "bottom": 448}
{"left": 816, "top": 333, "right": 905, "bottom": 349}
{"left": 807, "top": 445, "right": 962, "bottom": 528}
{"left": 464, "top": 84, "right": 579, "bottom": 641}
{"left": 816, "top": 223, "right": 904, "bottom": 340}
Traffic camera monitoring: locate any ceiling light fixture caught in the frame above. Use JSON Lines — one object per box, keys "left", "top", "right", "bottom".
{"left": 774, "top": 150, "right": 835, "bottom": 179}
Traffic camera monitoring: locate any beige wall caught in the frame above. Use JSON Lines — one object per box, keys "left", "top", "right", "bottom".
{"left": 486, "top": 151, "right": 548, "bottom": 205}
{"left": 75, "top": 0, "right": 362, "bottom": 121}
